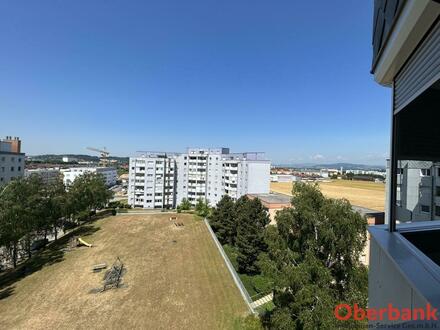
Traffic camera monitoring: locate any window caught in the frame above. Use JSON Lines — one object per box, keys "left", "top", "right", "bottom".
{"left": 421, "top": 169, "right": 431, "bottom": 176}
{"left": 0, "top": 177, "right": 3, "bottom": 182}
{"left": 436, "top": 186, "right": 440, "bottom": 197}
{"left": 436, "top": 206, "right": 440, "bottom": 217}
{"left": 421, "top": 205, "right": 430, "bottom": 213}
{"left": 11, "top": 157, "right": 14, "bottom": 162}
{"left": 397, "top": 168, "right": 404, "bottom": 174}
{"left": 18, "top": 166, "right": 21, "bottom": 171}
{"left": 18, "top": 158, "right": 21, "bottom": 162}
{"left": 10, "top": 167, "right": 14, "bottom": 172}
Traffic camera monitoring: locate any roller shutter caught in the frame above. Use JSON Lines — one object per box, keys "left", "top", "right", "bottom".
{"left": 394, "top": 20, "right": 440, "bottom": 113}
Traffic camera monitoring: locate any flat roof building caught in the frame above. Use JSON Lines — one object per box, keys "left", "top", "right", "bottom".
{"left": 62, "top": 167, "right": 117, "bottom": 187}
{"left": 0, "top": 137, "right": 25, "bottom": 185}
{"left": 247, "top": 192, "right": 291, "bottom": 225}
{"left": 25, "top": 168, "right": 61, "bottom": 185}
{"left": 129, "top": 148, "right": 271, "bottom": 209}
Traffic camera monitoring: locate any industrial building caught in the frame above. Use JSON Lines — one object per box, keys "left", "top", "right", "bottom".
{"left": 62, "top": 167, "right": 117, "bottom": 187}
{"left": 369, "top": 0, "right": 440, "bottom": 325}
{"left": 128, "top": 148, "right": 271, "bottom": 209}
{"left": 0, "top": 136, "right": 25, "bottom": 185}
{"left": 25, "top": 168, "right": 61, "bottom": 185}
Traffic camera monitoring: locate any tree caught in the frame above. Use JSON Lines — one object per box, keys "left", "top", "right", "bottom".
{"left": 0, "top": 177, "right": 43, "bottom": 266}
{"left": 195, "top": 198, "right": 210, "bottom": 217}
{"left": 43, "top": 178, "right": 67, "bottom": 240}
{"left": 209, "top": 195, "right": 237, "bottom": 245}
{"left": 177, "top": 198, "right": 192, "bottom": 212}
{"left": 66, "top": 173, "right": 113, "bottom": 222}
{"left": 260, "top": 182, "right": 368, "bottom": 329}
{"left": 235, "top": 196, "right": 270, "bottom": 274}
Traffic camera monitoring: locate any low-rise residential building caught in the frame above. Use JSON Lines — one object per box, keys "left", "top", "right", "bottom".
{"left": 25, "top": 168, "right": 61, "bottom": 184}
{"left": 0, "top": 136, "right": 25, "bottom": 185}
{"left": 128, "top": 147, "right": 271, "bottom": 209}
{"left": 247, "top": 192, "right": 291, "bottom": 225}
{"left": 62, "top": 167, "right": 117, "bottom": 187}
{"left": 270, "top": 174, "right": 298, "bottom": 182}
{"left": 119, "top": 173, "right": 129, "bottom": 188}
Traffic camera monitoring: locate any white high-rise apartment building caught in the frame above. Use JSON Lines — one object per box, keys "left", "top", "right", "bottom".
{"left": 128, "top": 147, "right": 270, "bottom": 209}
{"left": 128, "top": 153, "right": 177, "bottom": 209}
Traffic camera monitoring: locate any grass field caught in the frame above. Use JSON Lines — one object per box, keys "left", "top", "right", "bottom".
{"left": 271, "top": 180, "right": 385, "bottom": 211}
{"left": 0, "top": 213, "right": 248, "bottom": 329}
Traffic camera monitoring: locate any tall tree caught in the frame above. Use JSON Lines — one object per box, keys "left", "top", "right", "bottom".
{"left": 195, "top": 198, "right": 210, "bottom": 217}
{"left": 260, "top": 182, "right": 368, "bottom": 329}
{"left": 209, "top": 195, "right": 237, "bottom": 245}
{"left": 235, "top": 197, "right": 270, "bottom": 274}
{"left": 66, "top": 172, "right": 113, "bottom": 222}
{"left": 0, "top": 177, "right": 42, "bottom": 266}
{"left": 44, "top": 178, "right": 67, "bottom": 240}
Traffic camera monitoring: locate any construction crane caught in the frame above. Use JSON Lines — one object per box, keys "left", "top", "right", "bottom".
{"left": 87, "top": 146, "right": 110, "bottom": 167}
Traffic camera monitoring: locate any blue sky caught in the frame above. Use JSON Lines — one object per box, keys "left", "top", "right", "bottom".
{"left": 0, "top": 1, "right": 390, "bottom": 165}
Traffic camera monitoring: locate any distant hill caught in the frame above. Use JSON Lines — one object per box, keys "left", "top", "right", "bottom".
{"left": 274, "top": 162, "right": 386, "bottom": 171}
{"left": 28, "top": 154, "right": 129, "bottom": 163}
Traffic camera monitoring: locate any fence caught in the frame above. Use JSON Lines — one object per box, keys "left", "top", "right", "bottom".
{"left": 204, "top": 218, "right": 256, "bottom": 314}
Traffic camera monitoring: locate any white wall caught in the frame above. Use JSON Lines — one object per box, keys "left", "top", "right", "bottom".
{"left": 63, "top": 167, "right": 116, "bottom": 187}
{"left": 0, "top": 152, "right": 25, "bottom": 185}
{"left": 246, "top": 161, "right": 270, "bottom": 194}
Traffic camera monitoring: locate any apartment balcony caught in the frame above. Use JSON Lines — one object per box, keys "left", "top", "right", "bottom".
{"left": 368, "top": 1, "right": 440, "bottom": 324}
{"left": 369, "top": 223, "right": 440, "bottom": 323}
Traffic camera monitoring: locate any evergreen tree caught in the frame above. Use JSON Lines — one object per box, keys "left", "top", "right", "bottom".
{"left": 195, "top": 198, "right": 210, "bottom": 217}
{"left": 209, "top": 195, "right": 236, "bottom": 245}
{"left": 235, "top": 197, "right": 270, "bottom": 274}
{"left": 259, "top": 182, "right": 368, "bottom": 329}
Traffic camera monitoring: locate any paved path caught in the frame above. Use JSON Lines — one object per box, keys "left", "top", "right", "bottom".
{"left": 250, "top": 292, "right": 274, "bottom": 309}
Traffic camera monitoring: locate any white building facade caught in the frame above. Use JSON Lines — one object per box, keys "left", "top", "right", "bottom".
{"left": 128, "top": 153, "right": 177, "bottom": 209}
{"left": 385, "top": 160, "right": 440, "bottom": 223}
{"left": 128, "top": 148, "right": 271, "bottom": 209}
{"left": 0, "top": 137, "right": 25, "bottom": 186}
{"left": 62, "top": 167, "right": 117, "bottom": 187}
{"left": 25, "top": 168, "right": 61, "bottom": 185}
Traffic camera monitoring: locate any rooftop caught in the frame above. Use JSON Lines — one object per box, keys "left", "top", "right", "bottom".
{"left": 247, "top": 192, "right": 291, "bottom": 205}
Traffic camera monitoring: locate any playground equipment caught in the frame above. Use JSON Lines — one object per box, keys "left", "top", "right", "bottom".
{"left": 101, "top": 257, "right": 124, "bottom": 291}
{"left": 67, "top": 236, "right": 93, "bottom": 250}
{"left": 92, "top": 263, "right": 107, "bottom": 273}
{"left": 78, "top": 237, "right": 93, "bottom": 247}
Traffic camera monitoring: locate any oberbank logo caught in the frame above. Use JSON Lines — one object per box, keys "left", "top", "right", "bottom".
{"left": 334, "top": 303, "right": 438, "bottom": 322}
